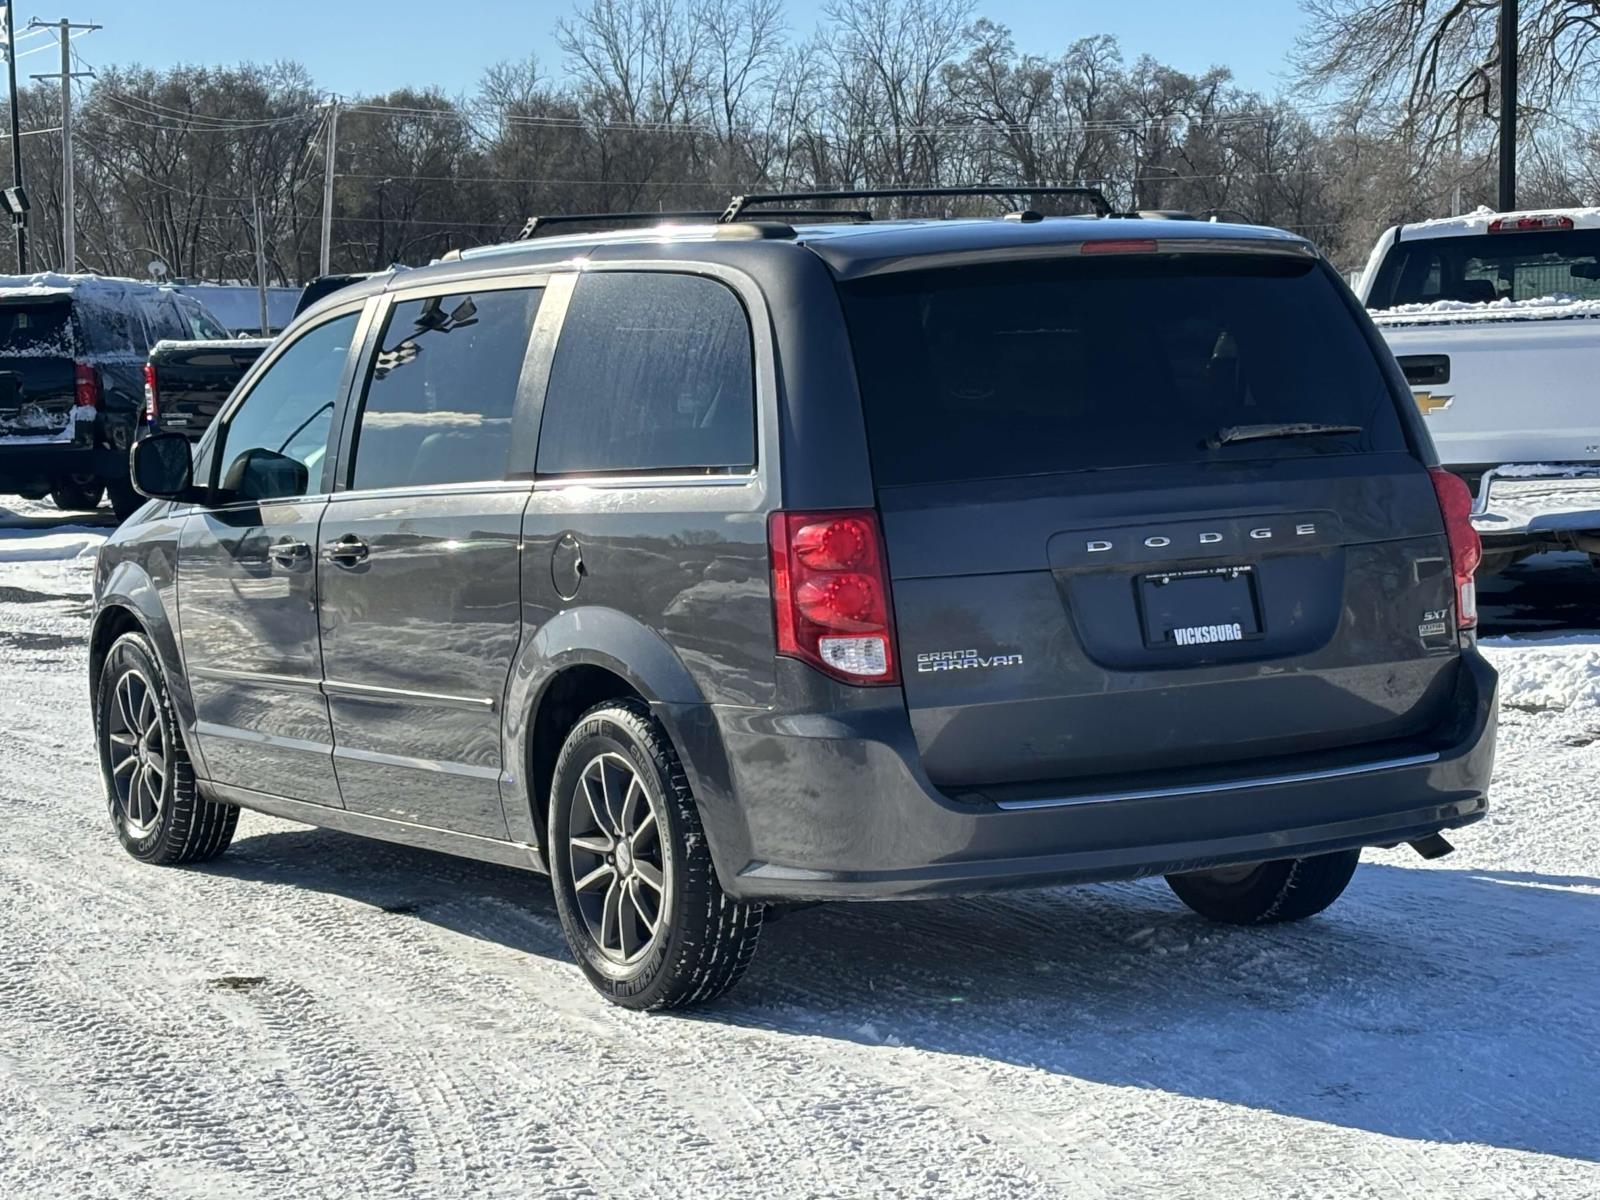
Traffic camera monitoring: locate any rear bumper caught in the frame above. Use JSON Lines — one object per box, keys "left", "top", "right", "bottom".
{"left": 1466, "top": 463, "right": 1600, "bottom": 553}
{"left": 681, "top": 651, "right": 1497, "bottom": 902}
{"left": 0, "top": 439, "right": 126, "bottom": 490}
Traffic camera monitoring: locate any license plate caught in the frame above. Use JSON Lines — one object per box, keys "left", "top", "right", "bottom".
{"left": 1138, "top": 565, "right": 1262, "bottom": 648}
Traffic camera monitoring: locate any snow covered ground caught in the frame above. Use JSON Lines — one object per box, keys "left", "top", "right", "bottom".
{"left": 0, "top": 497, "right": 1597, "bottom": 1200}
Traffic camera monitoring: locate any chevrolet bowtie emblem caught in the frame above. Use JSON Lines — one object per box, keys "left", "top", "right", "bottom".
{"left": 1413, "top": 391, "right": 1454, "bottom": 415}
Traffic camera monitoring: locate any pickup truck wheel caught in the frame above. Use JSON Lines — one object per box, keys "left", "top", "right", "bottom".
{"left": 1165, "top": 849, "right": 1360, "bottom": 925}
{"left": 548, "top": 699, "right": 763, "bottom": 1010}
{"left": 95, "top": 631, "right": 238, "bottom": 865}
{"left": 49, "top": 480, "right": 104, "bottom": 511}
{"left": 106, "top": 479, "right": 143, "bottom": 523}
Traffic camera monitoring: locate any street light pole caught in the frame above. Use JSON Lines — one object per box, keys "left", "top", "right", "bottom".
{"left": 319, "top": 98, "right": 339, "bottom": 276}
{"left": 29, "top": 18, "right": 99, "bottom": 272}
{"left": 5, "top": 2, "right": 28, "bottom": 272}
{"left": 1498, "top": 0, "right": 1518, "bottom": 211}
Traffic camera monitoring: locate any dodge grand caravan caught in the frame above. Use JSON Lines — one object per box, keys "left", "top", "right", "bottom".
{"left": 91, "top": 189, "right": 1497, "bottom": 1009}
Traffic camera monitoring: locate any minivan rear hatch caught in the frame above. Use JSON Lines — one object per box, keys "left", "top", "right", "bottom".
{"left": 835, "top": 241, "right": 1460, "bottom": 795}
{"left": 0, "top": 294, "right": 79, "bottom": 439}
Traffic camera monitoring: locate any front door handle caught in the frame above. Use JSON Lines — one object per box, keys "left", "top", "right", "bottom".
{"left": 269, "top": 538, "right": 311, "bottom": 567}
{"left": 323, "top": 534, "right": 370, "bottom": 566}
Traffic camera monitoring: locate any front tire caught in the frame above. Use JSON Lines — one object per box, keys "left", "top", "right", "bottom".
{"left": 548, "top": 700, "right": 763, "bottom": 1010}
{"left": 106, "top": 479, "right": 144, "bottom": 523}
{"left": 49, "top": 479, "right": 104, "bottom": 512}
{"left": 95, "top": 631, "right": 237, "bottom": 864}
{"left": 1165, "top": 849, "right": 1360, "bottom": 925}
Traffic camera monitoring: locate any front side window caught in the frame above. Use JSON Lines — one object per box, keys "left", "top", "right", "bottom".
{"left": 347, "top": 287, "right": 542, "bottom": 491}
{"left": 536, "top": 272, "right": 755, "bottom": 476}
{"left": 216, "top": 312, "right": 358, "bottom": 502}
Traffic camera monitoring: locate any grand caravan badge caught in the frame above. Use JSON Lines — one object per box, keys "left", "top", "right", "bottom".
{"left": 917, "top": 649, "right": 1024, "bottom": 673}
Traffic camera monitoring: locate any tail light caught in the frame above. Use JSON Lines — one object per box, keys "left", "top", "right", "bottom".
{"left": 1080, "top": 238, "right": 1159, "bottom": 255}
{"left": 1487, "top": 214, "right": 1573, "bottom": 233}
{"left": 1429, "top": 467, "right": 1482, "bottom": 629}
{"left": 73, "top": 361, "right": 101, "bottom": 408}
{"left": 769, "top": 509, "right": 899, "bottom": 684}
{"left": 142, "top": 362, "right": 158, "bottom": 423}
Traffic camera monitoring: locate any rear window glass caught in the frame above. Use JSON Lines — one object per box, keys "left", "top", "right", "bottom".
{"left": 840, "top": 255, "right": 1406, "bottom": 487}
{"left": 1367, "top": 228, "right": 1600, "bottom": 308}
{"left": 0, "top": 303, "right": 73, "bottom": 356}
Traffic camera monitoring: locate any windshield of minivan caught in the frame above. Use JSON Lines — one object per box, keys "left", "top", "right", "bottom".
{"left": 1366, "top": 228, "right": 1600, "bottom": 308}
{"left": 840, "top": 254, "right": 1406, "bottom": 488}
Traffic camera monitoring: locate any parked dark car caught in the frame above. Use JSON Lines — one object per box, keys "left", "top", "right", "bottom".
{"left": 0, "top": 274, "right": 228, "bottom": 519}
{"left": 144, "top": 337, "right": 273, "bottom": 439}
{"left": 90, "top": 193, "right": 1497, "bottom": 1009}
{"left": 145, "top": 272, "right": 392, "bottom": 445}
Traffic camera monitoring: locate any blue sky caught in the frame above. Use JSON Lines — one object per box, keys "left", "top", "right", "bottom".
{"left": 32, "top": 1, "right": 1308, "bottom": 99}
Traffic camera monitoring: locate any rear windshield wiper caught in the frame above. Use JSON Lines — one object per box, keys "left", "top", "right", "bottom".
{"left": 1206, "top": 422, "right": 1362, "bottom": 449}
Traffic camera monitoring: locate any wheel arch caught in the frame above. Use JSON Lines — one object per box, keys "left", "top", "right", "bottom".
{"left": 503, "top": 607, "right": 743, "bottom": 878}
{"left": 90, "top": 561, "right": 206, "bottom": 779}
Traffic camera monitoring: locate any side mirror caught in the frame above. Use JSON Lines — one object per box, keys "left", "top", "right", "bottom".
{"left": 221, "top": 447, "right": 308, "bottom": 502}
{"left": 130, "top": 433, "right": 202, "bottom": 502}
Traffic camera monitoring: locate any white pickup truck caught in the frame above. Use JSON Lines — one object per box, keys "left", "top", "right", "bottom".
{"left": 1358, "top": 206, "right": 1600, "bottom": 572}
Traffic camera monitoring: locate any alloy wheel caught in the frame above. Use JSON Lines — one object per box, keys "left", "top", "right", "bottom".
{"left": 566, "top": 752, "right": 668, "bottom": 964}
{"left": 106, "top": 668, "right": 167, "bottom": 838}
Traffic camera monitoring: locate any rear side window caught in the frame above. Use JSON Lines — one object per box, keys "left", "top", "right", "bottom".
{"left": 0, "top": 302, "right": 73, "bottom": 355}
{"left": 841, "top": 254, "right": 1407, "bottom": 487}
{"left": 140, "top": 296, "right": 188, "bottom": 344}
{"left": 348, "top": 287, "right": 542, "bottom": 490}
{"left": 536, "top": 272, "right": 755, "bottom": 476}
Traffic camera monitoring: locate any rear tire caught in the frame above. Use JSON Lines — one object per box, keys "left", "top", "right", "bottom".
{"left": 49, "top": 479, "right": 104, "bottom": 512}
{"left": 548, "top": 699, "right": 763, "bottom": 1010}
{"left": 95, "top": 631, "right": 237, "bottom": 865}
{"left": 1165, "top": 849, "right": 1360, "bottom": 925}
{"left": 106, "top": 479, "right": 143, "bottom": 523}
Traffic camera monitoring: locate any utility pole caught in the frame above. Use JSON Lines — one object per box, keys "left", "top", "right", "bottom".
{"left": 319, "top": 98, "right": 339, "bottom": 276}
{"left": 5, "top": 2, "right": 26, "bottom": 272}
{"left": 253, "top": 195, "right": 269, "bottom": 335}
{"left": 29, "top": 18, "right": 99, "bottom": 272}
{"left": 1498, "top": 0, "right": 1518, "bottom": 211}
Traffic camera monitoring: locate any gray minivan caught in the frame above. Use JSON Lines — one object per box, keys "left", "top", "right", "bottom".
{"left": 91, "top": 190, "right": 1497, "bottom": 1009}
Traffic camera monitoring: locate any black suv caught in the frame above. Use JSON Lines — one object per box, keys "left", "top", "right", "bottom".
{"left": 92, "top": 190, "right": 1497, "bottom": 1009}
{"left": 0, "top": 274, "right": 229, "bottom": 518}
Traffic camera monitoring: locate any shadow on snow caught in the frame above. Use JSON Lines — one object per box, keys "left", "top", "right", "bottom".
{"left": 204, "top": 824, "right": 1600, "bottom": 1164}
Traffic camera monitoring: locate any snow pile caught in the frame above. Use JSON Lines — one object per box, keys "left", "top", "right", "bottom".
{"left": 0, "top": 271, "right": 162, "bottom": 301}
{"left": 1480, "top": 633, "right": 1600, "bottom": 712}
{"left": 1491, "top": 463, "right": 1600, "bottom": 479}
{"left": 0, "top": 526, "right": 107, "bottom": 564}
{"left": 1371, "top": 293, "right": 1600, "bottom": 323}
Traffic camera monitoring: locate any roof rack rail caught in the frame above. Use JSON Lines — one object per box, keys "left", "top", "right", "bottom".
{"left": 720, "top": 185, "right": 1113, "bottom": 223}
{"left": 518, "top": 211, "right": 717, "bottom": 240}
{"left": 517, "top": 207, "right": 876, "bottom": 240}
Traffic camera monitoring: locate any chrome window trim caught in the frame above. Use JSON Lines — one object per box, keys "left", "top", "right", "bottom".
{"left": 991, "top": 752, "right": 1442, "bottom": 811}
{"left": 533, "top": 471, "right": 758, "bottom": 491}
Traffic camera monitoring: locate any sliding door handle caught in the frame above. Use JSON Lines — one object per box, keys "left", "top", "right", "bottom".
{"left": 269, "top": 538, "right": 311, "bottom": 567}
{"left": 323, "top": 534, "right": 370, "bottom": 566}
